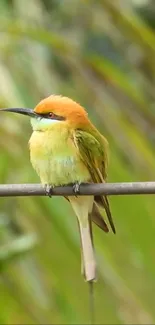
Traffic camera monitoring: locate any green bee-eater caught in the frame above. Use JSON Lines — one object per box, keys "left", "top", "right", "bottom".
{"left": 1, "top": 95, "right": 115, "bottom": 282}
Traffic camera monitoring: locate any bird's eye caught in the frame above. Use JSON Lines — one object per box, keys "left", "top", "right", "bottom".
{"left": 48, "top": 112, "right": 55, "bottom": 119}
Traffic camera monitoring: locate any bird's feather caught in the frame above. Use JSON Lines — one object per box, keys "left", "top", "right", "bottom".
{"left": 92, "top": 202, "right": 109, "bottom": 233}
{"left": 73, "top": 129, "right": 116, "bottom": 234}
{"left": 69, "top": 196, "right": 96, "bottom": 282}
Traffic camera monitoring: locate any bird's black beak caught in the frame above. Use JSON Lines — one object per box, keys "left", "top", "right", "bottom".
{"left": 0, "top": 107, "right": 38, "bottom": 118}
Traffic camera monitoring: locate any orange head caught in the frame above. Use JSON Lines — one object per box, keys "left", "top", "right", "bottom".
{"left": 34, "top": 95, "right": 89, "bottom": 128}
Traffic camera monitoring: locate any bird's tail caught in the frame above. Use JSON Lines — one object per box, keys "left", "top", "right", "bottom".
{"left": 69, "top": 196, "right": 96, "bottom": 282}
{"left": 78, "top": 213, "right": 96, "bottom": 281}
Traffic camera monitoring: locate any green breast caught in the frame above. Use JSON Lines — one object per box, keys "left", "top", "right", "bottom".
{"left": 29, "top": 128, "right": 90, "bottom": 185}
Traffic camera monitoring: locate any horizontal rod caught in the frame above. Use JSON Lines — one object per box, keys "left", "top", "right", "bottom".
{"left": 0, "top": 182, "right": 155, "bottom": 197}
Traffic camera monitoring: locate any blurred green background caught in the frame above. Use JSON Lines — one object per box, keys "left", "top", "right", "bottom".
{"left": 0, "top": 0, "right": 155, "bottom": 324}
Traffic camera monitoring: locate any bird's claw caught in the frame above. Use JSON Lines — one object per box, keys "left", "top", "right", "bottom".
{"left": 44, "top": 184, "right": 53, "bottom": 198}
{"left": 73, "top": 182, "right": 80, "bottom": 195}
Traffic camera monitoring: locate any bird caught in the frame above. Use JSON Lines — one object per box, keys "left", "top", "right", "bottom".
{"left": 1, "top": 95, "right": 115, "bottom": 283}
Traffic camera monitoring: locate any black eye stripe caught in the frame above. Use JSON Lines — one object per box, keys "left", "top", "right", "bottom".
{"left": 40, "top": 112, "right": 65, "bottom": 121}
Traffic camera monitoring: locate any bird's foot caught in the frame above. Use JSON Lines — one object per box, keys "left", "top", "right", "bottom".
{"left": 72, "top": 182, "right": 80, "bottom": 196}
{"left": 44, "top": 184, "right": 53, "bottom": 198}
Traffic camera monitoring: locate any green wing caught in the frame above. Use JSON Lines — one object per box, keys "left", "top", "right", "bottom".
{"left": 74, "top": 129, "right": 108, "bottom": 181}
{"left": 74, "top": 129, "right": 116, "bottom": 234}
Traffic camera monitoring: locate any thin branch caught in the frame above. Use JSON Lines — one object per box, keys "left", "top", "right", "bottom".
{"left": 0, "top": 182, "right": 155, "bottom": 197}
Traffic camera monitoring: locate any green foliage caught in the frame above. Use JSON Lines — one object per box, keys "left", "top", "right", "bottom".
{"left": 0, "top": 0, "right": 155, "bottom": 323}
